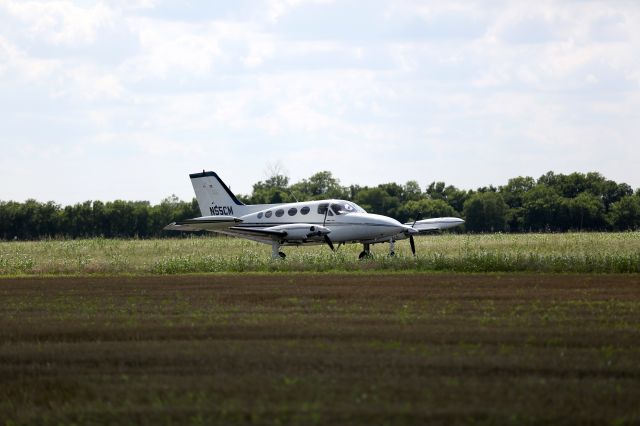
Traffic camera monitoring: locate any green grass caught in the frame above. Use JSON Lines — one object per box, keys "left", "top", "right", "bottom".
{"left": 1, "top": 232, "right": 639, "bottom": 275}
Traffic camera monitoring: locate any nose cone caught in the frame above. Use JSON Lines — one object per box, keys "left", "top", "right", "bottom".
{"left": 365, "top": 213, "right": 403, "bottom": 227}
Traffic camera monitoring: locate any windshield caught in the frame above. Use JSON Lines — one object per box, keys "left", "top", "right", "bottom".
{"left": 331, "top": 201, "right": 365, "bottom": 215}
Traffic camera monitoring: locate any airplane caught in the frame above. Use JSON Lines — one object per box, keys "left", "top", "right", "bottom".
{"left": 164, "top": 171, "right": 465, "bottom": 259}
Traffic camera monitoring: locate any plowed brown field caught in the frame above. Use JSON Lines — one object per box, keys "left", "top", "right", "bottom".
{"left": 1, "top": 274, "right": 639, "bottom": 425}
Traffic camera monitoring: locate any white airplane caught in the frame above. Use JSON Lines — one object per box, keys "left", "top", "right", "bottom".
{"left": 164, "top": 171, "right": 465, "bottom": 259}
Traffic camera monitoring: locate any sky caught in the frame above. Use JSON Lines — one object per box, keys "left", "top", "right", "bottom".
{"left": 1, "top": 0, "right": 639, "bottom": 204}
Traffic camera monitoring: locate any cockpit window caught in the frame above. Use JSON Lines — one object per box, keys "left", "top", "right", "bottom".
{"left": 331, "top": 202, "right": 360, "bottom": 215}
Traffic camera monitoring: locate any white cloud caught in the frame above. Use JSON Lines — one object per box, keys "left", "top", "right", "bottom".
{"left": 2, "top": 1, "right": 115, "bottom": 45}
{"left": 0, "top": 35, "right": 59, "bottom": 79}
{"left": 2, "top": 0, "right": 640, "bottom": 203}
{"left": 120, "top": 18, "right": 222, "bottom": 79}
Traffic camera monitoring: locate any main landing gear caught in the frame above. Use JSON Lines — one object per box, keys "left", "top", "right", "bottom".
{"left": 272, "top": 242, "right": 286, "bottom": 259}
{"left": 359, "top": 239, "right": 397, "bottom": 259}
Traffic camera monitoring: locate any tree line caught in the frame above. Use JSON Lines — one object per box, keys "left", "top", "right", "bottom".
{"left": 1, "top": 171, "right": 639, "bottom": 240}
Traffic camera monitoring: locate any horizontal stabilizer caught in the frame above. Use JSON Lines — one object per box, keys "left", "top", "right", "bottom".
{"left": 164, "top": 215, "right": 242, "bottom": 232}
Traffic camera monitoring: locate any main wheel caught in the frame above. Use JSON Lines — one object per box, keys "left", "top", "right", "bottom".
{"left": 389, "top": 251, "right": 395, "bottom": 257}
{"left": 358, "top": 251, "right": 371, "bottom": 260}
{"left": 278, "top": 251, "right": 286, "bottom": 259}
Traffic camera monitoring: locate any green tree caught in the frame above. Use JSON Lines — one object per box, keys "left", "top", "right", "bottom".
{"left": 248, "top": 174, "right": 291, "bottom": 204}
{"left": 462, "top": 192, "right": 508, "bottom": 232}
{"left": 426, "top": 181, "right": 467, "bottom": 213}
{"left": 396, "top": 199, "right": 457, "bottom": 223}
{"left": 523, "top": 185, "right": 568, "bottom": 231}
{"left": 289, "top": 171, "right": 346, "bottom": 200}
{"left": 403, "top": 181, "right": 423, "bottom": 202}
{"left": 354, "top": 187, "right": 399, "bottom": 216}
{"left": 607, "top": 195, "right": 640, "bottom": 230}
{"left": 566, "top": 192, "right": 605, "bottom": 230}
{"left": 501, "top": 176, "right": 536, "bottom": 209}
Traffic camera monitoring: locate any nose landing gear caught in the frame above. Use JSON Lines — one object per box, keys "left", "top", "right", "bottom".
{"left": 358, "top": 243, "right": 372, "bottom": 260}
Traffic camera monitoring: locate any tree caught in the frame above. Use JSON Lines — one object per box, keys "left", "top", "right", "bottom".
{"left": 426, "top": 181, "right": 467, "bottom": 213}
{"left": 396, "top": 199, "right": 458, "bottom": 223}
{"left": 608, "top": 195, "right": 640, "bottom": 230}
{"left": 248, "top": 174, "right": 291, "bottom": 204}
{"left": 501, "top": 176, "right": 536, "bottom": 209}
{"left": 403, "top": 181, "right": 423, "bottom": 202}
{"left": 566, "top": 192, "right": 605, "bottom": 230}
{"left": 290, "top": 171, "right": 347, "bottom": 200}
{"left": 354, "top": 187, "right": 399, "bottom": 216}
{"left": 522, "top": 185, "right": 567, "bottom": 231}
{"left": 463, "top": 192, "right": 508, "bottom": 232}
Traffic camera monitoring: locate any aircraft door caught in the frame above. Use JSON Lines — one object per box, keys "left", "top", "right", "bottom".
{"left": 317, "top": 203, "right": 335, "bottom": 224}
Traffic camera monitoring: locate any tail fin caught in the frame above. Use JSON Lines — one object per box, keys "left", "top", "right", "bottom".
{"left": 190, "top": 171, "right": 245, "bottom": 217}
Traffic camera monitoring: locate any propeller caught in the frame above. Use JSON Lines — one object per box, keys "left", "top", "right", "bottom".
{"left": 409, "top": 211, "right": 421, "bottom": 257}
{"left": 321, "top": 206, "right": 335, "bottom": 251}
{"left": 324, "top": 234, "right": 335, "bottom": 251}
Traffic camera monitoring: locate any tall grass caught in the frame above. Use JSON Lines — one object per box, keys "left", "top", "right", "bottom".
{"left": 1, "top": 232, "right": 639, "bottom": 275}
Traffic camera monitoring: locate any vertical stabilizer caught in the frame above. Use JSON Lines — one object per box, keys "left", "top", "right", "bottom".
{"left": 190, "top": 171, "right": 245, "bottom": 217}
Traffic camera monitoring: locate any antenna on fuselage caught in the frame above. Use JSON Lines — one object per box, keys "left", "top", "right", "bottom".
{"left": 286, "top": 192, "right": 299, "bottom": 203}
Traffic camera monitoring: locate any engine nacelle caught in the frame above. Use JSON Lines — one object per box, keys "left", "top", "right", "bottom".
{"left": 269, "top": 224, "right": 331, "bottom": 241}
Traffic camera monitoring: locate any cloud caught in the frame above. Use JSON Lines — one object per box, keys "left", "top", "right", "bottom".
{"left": 0, "top": 35, "right": 60, "bottom": 81}
{"left": 2, "top": 1, "right": 115, "bottom": 45}
{"left": 2, "top": 0, "right": 640, "bottom": 204}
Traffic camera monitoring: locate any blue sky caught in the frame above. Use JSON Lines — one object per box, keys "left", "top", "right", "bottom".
{"left": 1, "top": 0, "right": 639, "bottom": 204}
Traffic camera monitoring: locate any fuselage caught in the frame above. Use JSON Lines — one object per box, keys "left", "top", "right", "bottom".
{"left": 234, "top": 199, "right": 408, "bottom": 244}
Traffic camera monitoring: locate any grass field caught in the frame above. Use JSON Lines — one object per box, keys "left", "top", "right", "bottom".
{"left": 1, "top": 232, "right": 640, "bottom": 275}
{"left": 1, "top": 274, "right": 639, "bottom": 425}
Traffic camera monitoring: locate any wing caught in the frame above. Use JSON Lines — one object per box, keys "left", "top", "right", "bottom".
{"left": 228, "top": 226, "right": 287, "bottom": 239}
{"left": 404, "top": 217, "right": 465, "bottom": 234}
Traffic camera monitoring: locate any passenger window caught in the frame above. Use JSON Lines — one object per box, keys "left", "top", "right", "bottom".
{"left": 300, "top": 206, "right": 310, "bottom": 215}
{"left": 275, "top": 209, "right": 284, "bottom": 217}
{"left": 288, "top": 208, "right": 297, "bottom": 216}
{"left": 257, "top": 212, "right": 263, "bottom": 219}
{"left": 265, "top": 211, "right": 272, "bottom": 218}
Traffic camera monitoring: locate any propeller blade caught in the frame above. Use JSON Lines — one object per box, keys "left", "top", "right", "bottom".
{"left": 324, "top": 234, "right": 335, "bottom": 251}
{"left": 412, "top": 211, "right": 422, "bottom": 228}
{"left": 323, "top": 206, "right": 329, "bottom": 227}
{"left": 409, "top": 235, "right": 416, "bottom": 256}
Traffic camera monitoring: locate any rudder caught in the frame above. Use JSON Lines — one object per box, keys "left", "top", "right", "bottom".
{"left": 190, "top": 171, "right": 244, "bottom": 217}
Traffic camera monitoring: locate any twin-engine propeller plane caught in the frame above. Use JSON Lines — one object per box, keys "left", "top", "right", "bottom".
{"left": 164, "top": 171, "right": 465, "bottom": 259}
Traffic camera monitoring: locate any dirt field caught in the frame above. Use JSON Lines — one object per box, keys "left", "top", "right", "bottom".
{"left": 1, "top": 274, "right": 639, "bottom": 425}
